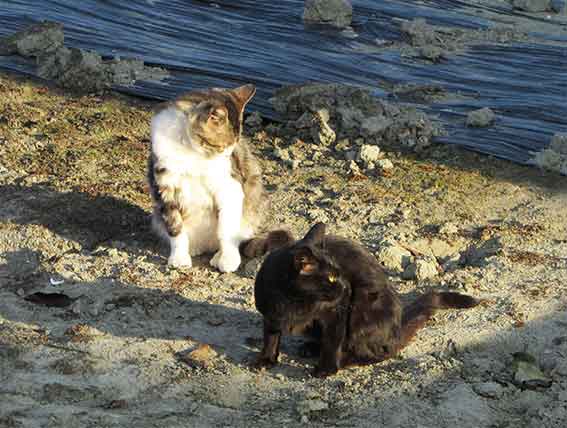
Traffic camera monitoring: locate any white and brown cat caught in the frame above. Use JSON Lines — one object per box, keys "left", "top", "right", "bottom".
{"left": 148, "top": 84, "right": 265, "bottom": 272}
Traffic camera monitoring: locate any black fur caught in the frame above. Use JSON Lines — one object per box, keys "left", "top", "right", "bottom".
{"left": 253, "top": 223, "right": 479, "bottom": 377}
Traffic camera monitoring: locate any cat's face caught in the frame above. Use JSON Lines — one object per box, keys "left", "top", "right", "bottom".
{"left": 176, "top": 84, "right": 256, "bottom": 156}
{"left": 290, "top": 223, "right": 348, "bottom": 298}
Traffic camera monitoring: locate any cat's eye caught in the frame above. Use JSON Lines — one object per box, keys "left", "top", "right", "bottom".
{"left": 328, "top": 273, "right": 337, "bottom": 284}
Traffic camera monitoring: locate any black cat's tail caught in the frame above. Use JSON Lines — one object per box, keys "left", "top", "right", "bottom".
{"left": 240, "top": 229, "right": 295, "bottom": 258}
{"left": 398, "top": 292, "right": 479, "bottom": 351}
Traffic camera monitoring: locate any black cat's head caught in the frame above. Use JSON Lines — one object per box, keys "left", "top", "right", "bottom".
{"left": 289, "top": 223, "right": 347, "bottom": 298}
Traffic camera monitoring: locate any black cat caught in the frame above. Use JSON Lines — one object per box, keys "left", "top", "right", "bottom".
{"left": 253, "top": 223, "right": 479, "bottom": 377}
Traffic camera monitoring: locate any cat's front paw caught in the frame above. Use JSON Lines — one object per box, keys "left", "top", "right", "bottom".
{"left": 168, "top": 253, "right": 192, "bottom": 268}
{"left": 210, "top": 248, "right": 241, "bottom": 273}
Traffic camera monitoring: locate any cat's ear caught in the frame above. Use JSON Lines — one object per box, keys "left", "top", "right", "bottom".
{"left": 302, "top": 223, "right": 326, "bottom": 245}
{"left": 207, "top": 105, "right": 228, "bottom": 125}
{"left": 293, "top": 247, "right": 319, "bottom": 276}
{"left": 231, "top": 84, "right": 256, "bottom": 114}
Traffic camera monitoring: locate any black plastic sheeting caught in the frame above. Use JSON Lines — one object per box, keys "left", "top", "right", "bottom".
{"left": 1, "top": 0, "right": 566, "bottom": 164}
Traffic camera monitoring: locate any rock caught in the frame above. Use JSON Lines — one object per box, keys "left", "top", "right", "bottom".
{"left": 297, "top": 398, "right": 329, "bottom": 415}
{"left": 410, "top": 237, "right": 459, "bottom": 260}
{"left": 420, "top": 45, "right": 445, "bottom": 62}
{"left": 106, "top": 57, "right": 169, "bottom": 85}
{"left": 303, "top": 0, "right": 353, "bottom": 29}
{"left": 512, "top": 0, "right": 552, "bottom": 12}
{"left": 551, "top": 0, "right": 567, "bottom": 13}
{"left": 375, "top": 240, "right": 412, "bottom": 273}
{"left": 473, "top": 382, "right": 505, "bottom": 399}
{"left": 532, "top": 147, "right": 567, "bottom": 175}
{"left": 400, "top": 18, "right": 437, "bottom": 47}
{"left": 463, "top": 236, "right": 503, "bottom": 266}
{"left": 347, "top": 160, "right": 362, "bottom": 176}
{"left": 358, "top": 145, "right": 381, "bottom": 163}
{"left": 0, "top": 21, "right": 64, "bottom": 57}
{"left": 512, "top": 352, "right": 552, "bottom": 389}
{"left": 466, "top": 107, "right": 496, "bottom": 127}
{"left": 361, "top": 116, "right": 392, "bottom": 136}
{"left": 38, "top": 47, "right": 108, "bottom": 92}
{"left": 180, "top": 344, "right": 218, "bottom": 369}
{"left": 442, "top": 253, "right": 462, "bottom": 273}
{"left": 550, "top": 133, "right": 567, "bottom": 155}
{"left": 439, "top": 222, "right": 459, "bottom": 235}
{"left": 271, "top": 83, "right": 442, "bottom": 150}
{"left": 376, "top": 158, "right": 393, "bottom": 170}
{"left": 274, "top": 147, "right": 291, "bottom": 161}
{"left": 402, "top": 256, "right": 439, "bottom": 280}
{"left": 307, "top": 208, "right": 330, "bottom": 223}
{"left": 311, "top": 111, "right": 336, "bottom": 146}
{"left": 244, "top": 111, "right": 262, "bottom": 128}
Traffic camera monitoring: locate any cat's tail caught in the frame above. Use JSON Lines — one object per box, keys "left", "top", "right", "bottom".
{"left": 240, "top": 229, "right": 295, "bottom": 258}
{"left": 397, "top": 291, "right": 479, "bottom": 352}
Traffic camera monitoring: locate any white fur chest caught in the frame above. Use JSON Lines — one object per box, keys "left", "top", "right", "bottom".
{"left": 151, "top": 107, "right": 236, "bottom": 207}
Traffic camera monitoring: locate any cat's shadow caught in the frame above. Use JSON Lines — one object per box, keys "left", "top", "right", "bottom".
{"left": 0, "top": 247, "right": 310, "bottom": 377}
{"left": 1, "top": 182, "right": 161, "bottom": 255}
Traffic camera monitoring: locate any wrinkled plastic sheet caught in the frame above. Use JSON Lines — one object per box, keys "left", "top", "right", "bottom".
{"left": 1, "top": 0, "right": 566, "bottom": 165}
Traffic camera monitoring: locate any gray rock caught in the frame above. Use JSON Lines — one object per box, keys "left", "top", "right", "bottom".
{"left": 466, "top": 107, "right": 496, "bottom": 127}
{"left": 463, "top": 236, "right": 503, "bottom": 266}
{"left": 295, "top": 111, "right": 317, "bottom": 129}
{"left": 361, "top": 115, "right": 392, "bottom": 135}
{"left": 512, "top": 0, "right": 552, "bottom": 12}
{"left": 271, "top": 82, "right": 442, "bottom": 150}
{"left": 400, "top": 18, "right": 437, "bottom": 47}
{"left": 303, "top": 0, "right": 353, "bottom": 29}
{"left": 420, "top": 45, "right": 445, "bottom": 61}
{"left": 550, "top": 133, "right": 567, "bottom": 155}
{"left": 297, "top": 399, "right": 329, "bottom": 415}
{"left": 375, "top": 240, "right": 412, "bottom": 273}
{"left": 402, "top": 256, "right": 439, "bottom": 280}
{"left": 551, "top": 0, "right": 567, "bottom": 13}
{"left": 0, "top": 21, "right": 64, "bottom": 57}
{"left": 107, "top": 57, "right": 169, "bottom": 85}
{"left": 358, "top": 145, "right": 381, "bottom": 163}
{"left": 473, "top": 382, "right": 505, "bottom": 399}
{"left": 38, "top": 47, "right": 109, "bottom": 92}
{"left": 245, "top": 111, "right": 263, "bottom": 128}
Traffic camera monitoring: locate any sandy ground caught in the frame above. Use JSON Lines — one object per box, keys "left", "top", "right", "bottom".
{"left": 1, "top": 71, "right": 567, "bottom": 427}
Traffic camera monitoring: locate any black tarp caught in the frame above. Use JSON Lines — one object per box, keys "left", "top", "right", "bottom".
{"left": 1, "top": 0, "right": 566, "bottom": 165}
